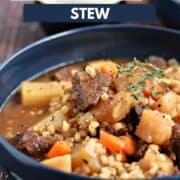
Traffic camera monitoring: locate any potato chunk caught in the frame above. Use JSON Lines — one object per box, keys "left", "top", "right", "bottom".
{"left": 135, "top": 110, "right": 174, "bottom": 145}
{"left": 42, "top": 155, "right": 71, "bottom": 173}
{"left": 21, "top": 81, "right": 64, "bottom": 107}
{"left": 92, "top": 92, "right": 132, "bottom": 123}
{"left": 72, "top": 138, "right": 101, "bottom": 172}
{"left": 33, "top": 110, "right": 66, "bottom": 135}
{"left": 156, "top": 91, "right": 178, "bottom": 118}
{"left": 160, "top": 78, "right": 180, "bottom": 94}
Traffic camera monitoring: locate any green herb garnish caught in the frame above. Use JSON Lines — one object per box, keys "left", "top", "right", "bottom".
{"left": 130, "top": 92, "right": 141, "bottom": 100}
{"left": 116, "top": 58, "right": 164, "bottom": 100}
{"left": 151, "top": 90, "right": 161, "bottom": 97}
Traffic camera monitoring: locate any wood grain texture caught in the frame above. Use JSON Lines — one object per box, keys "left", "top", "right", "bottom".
{"left": 0, "top": 0, "right": 45, "bottom": 63}
{"left": 0, "top": 0, "right": 160, "bottom": 64}
{"left": 0, "top": 2, "right": 44, "bottom": 177}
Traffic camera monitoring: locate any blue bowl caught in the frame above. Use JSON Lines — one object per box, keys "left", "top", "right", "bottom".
{"left": 157, "top": 0, "right": 180, "bottom": 29}
{"left": 0, "top": 24, "right": 180, "bottom": 180}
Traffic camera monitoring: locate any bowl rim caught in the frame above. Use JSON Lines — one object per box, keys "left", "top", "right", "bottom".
{"left": 0, "top": 24, "right": 180, "bottom": 179}
{"left": 1, "top": 24, "right": 180, "bottom": 71}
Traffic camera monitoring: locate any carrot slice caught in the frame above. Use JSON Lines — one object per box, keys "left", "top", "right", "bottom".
{"left": 119, "top": 136, "right": 136, "bottom": 156}
{"left": 90, "top": 61, "right": 117, "bottom": 77}
{"left": 99, "top": 62, "right": 117, "bottom": 77}
{"left": 143, "top": 89, "right": 152, "bottom": 97}
{"left": 47, "top": 141, "right": 71, "bottom": 158}
{"left": 100, "top": 130, "right": 124, "bottom": 153}
{"left": 143, "top": 80, "right": 163, "bottom": 100}
{"left": 100, "top": 130, "right": 136, "bottom": 159}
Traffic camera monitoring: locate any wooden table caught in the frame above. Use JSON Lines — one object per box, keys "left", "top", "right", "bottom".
{"left": 0, "top": 0, "right": 162, "bottom": 64}
{"left": 0, "top": 1, "right": 44, "bottom": 179}
{"left": 0, "top": 0, "right": 45, "bottom": 64}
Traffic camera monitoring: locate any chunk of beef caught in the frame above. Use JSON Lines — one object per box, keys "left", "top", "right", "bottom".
{"left": 161, "top": 146, "right": 172, "bottom": 156}
{"left": 99, "top": 121, "right": 128, "bottom": 137}
{"left": 11, "top": 131, "right": 57, "bottom": 159}
{"left": 52, "top": 65, "right": 84, "bottom": 82}
{"left": 133, "top": 140, "right": 148, "bottom": 161}
{"left": 148, "top": 56, "right": 167, "bottom": 68}
{"left": 100, "top": 122, "right": 114, "bottom": 135}
{"left": 114, "top": 128, "right": 128, "bottom": 136}
{"left": 125, "top": 104, "right": 149, "bottom": 133}
{"left": 171, "top": 125, "right": 180, "bottom": 169}
{"left": 72, "top": 71, "right": 112, "bottom": 111}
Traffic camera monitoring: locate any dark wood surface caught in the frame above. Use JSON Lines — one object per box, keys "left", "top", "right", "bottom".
{"left": 0, "top": 1, "right": 44, "bottom": 179}
{"left": 0, "top": 0, "right": 163, "bottom": 64}
{"left": 0, "top": 0, "right": 45, "bottom": 64}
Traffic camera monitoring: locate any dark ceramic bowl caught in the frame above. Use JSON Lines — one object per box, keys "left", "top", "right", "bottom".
{"left": 0, "top": 24, "right": 180, "bottom": 180}
{"left": 157, "top": 0, "right": 180, "bottom": 29}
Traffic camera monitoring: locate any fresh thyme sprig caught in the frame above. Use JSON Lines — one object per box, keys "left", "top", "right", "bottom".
{"left": 116, "top": 58, "right": 164, "bottom": 100}
{"left": 116, "top": 58, "right": 164, "bottom": 79}
{"left": 131, "top": 92, "right": 142, "bottom": 101}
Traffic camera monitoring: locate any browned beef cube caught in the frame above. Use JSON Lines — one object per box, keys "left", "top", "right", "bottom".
{"left": 171, "top": 125, "right": 180, "bottom": 169}
{"left": 11, "top": 131, "right": 57, "bottom": 159}
{"left": 72, "top": 71, "right": 112, "bottom": 111}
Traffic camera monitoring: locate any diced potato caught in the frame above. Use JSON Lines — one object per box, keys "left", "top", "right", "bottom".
{"left": 135, "top": 110, "right": 174, "bottom": 145}
{"left": 33, "top": 110, "right": 66, "bottom": 134}
{"left": 156, "top": 91, "right": 179, "bottom": 118}
{"left": 92, "top": 92, "right": 132, "bottom": 123}
{"left": 160, "top": 78, "right": 180, "bottom": 94}
{"left": 42, "top": 155, "right": 71, "bottom": 173}
{"left": 72, "top": 138, "right": 101, "bottom": 172}
{"left": 164, "top": 66, "right": 180, "bottom": 81}
{"left": 21, "top": 81, "right": 64, "bottom": 107}
{"left": 139, "top": 145, "right": 174, "bottom": 175}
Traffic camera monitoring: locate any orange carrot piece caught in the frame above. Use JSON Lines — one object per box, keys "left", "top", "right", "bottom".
{"left": 47, "top": 141, "right": 71, "bottom": 158}
{"left": 89, "top": 61, "right": 118, "bottom": 77}
{"left": 119, "top": 136, "right": 136, "bottom": 156}
{"left": 143, "top": 89, "right": 152, "bottom": 97}
{"left": 143, "top": 80, "right": 163, "bottom": 100}
{"left": 100, "top": 130, "right": 125, "bottom": 153}
{"left": 99, "top": 62, "right": 117, "bottom": 77}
